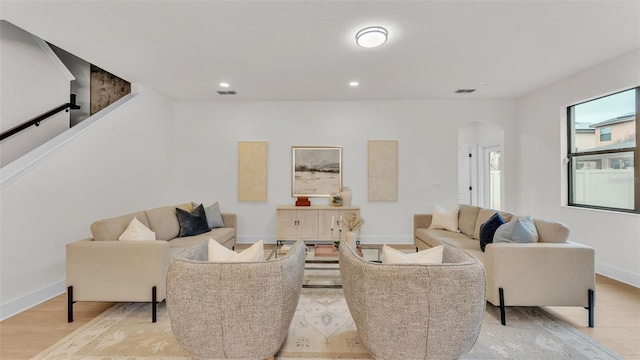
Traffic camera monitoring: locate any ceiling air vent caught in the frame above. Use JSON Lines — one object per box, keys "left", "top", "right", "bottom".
{"left": 217, "top": 90, "right": 237, "bottom": 95}
{"left": 455, "top": 89, "right": 476, "bottom": 94}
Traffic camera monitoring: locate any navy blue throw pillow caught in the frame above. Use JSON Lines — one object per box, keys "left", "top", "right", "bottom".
{"left": 176, "top": 204, "right": 210, "bottom": 237}
{"left": 480, "top": 212, "right": 505, "bottom": 252}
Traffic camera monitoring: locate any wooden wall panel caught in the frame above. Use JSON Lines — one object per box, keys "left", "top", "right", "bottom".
{"left": 238, "top": 141, "right": 268, "bottom": 201}
{"left": 368, "top": 140, "right": 398, "bottom": 201}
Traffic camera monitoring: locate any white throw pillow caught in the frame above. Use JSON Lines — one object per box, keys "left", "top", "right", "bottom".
{"left": 382, "top": 245, "right": 444, "bottom": 264}
{"left": 428, "top": 204, "right": 460, "bottom": 232}
{"left": 208, "top": 239, "right": 264, "bottom": 262}
{"left": 118, "top": 217, "right": 156, "bottom": 241}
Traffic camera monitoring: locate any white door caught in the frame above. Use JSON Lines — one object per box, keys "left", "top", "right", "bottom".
{"left": 458, "top": 144, "right": 477, "bottom": 205}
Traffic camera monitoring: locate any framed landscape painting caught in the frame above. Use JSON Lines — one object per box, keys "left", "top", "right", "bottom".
{"left": 292, "top": 146, "right": 342, "bottom": 197}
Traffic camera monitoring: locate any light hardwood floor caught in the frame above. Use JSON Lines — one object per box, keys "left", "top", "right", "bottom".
{"left": 544, "top": 275, "right": 640, "bottom": 360}
{"left": 1, "top": 275, "right": 638, "bottom": 359}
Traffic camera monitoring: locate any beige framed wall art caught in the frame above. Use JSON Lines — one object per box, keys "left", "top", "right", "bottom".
{"left": 368, "top": 140, "right": 398, "bottom": 201}
{"left": 292, "top": 146, "right": 342, "bottom": 198}
{"left": 238, "top": 141, "right": 268, "bottom": 201}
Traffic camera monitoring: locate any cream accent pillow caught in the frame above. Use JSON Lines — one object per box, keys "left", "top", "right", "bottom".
{"left": 118, "top": 217, "right": 156, "bottom": 241}
{"left": 428, "top": 205, "right": 460, "bottom": 232}
{"left": 382, "top": 245, "right": 444, "bottom": 264}
{"left": 208, "top": 239, "right": 264, "bottom": 262}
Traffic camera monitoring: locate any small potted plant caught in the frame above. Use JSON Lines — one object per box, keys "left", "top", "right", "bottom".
{"left": 331, "top": 194, "right": 342, "bottom": 207}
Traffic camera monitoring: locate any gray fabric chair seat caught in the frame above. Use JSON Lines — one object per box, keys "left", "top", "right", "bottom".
{"left": 167, "top": 239, "right": 305, "bottom": 360}
{"left": 339, "top": 243, "right": 486, "bottom": 360}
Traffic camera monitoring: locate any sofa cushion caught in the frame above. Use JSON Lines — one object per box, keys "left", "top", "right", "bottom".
{"left": 168, "top": 228, "right": 235, "bottom": 255}
{"left": 494, "top": 216, "right": 538, "bottom": 244}
{"left": 91, "top": 211, "right": 149, "bottom": 241}
{"left": 428, "top": 205, "right": 460, "bottom": 232}
{"left": 534, "top": 218, "right": 570, "bottom": 243}
{"left": 382, "top": 245, "right": 443, "bottom": 264}
{"left": 415, "top": 228, "right": 437, "bottom": 247}
{"left": 473, "top": 208, "right": 513, "bottom": 240}
{"left": 460, "top": 248, "right": 486, "bottom": 264}
{"left": 418, "top": 228, "right": 472, "bottom": 248}
{"left": 177, "top": 204, "right": 210, "bottom": 237}
{"left": 193, "top": 201, "right": 225, "bottom": 229}
{"left": 480, "top": 212, "right": 505, "bottom": 252}
{"left": 438, "top": 236, "right": 482, "bottom": 252}
{"left": 144, "top": 203, "right": 192, "bottom": 240}
{"left": 118, "top": 217, "right": 156, "bottom": 241}
{"left": 458, "top": 205, "right": 481, "bottom": 238}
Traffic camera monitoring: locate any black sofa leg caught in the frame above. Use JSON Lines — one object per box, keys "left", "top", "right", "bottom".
{"left": 152, "top": 286, "right": 157, "bottom": 323}
{"left": 499, "top": 287, "right": 506, "bottom": 326}
{"left": 67, "top": 286, "right": 74, "bottom": 323}
{"left": 587, "top": 288, "right": 595, "bottom": 328}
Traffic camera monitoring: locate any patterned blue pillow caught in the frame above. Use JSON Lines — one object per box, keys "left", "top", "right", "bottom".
{"left": 480, "top": 212, "right": 505, "bottom": 252}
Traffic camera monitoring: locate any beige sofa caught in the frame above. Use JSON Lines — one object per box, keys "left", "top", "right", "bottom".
{"left": 66, "top": 203, "right": 236, "bottom": 322}
{"left": 414, "top": 204, "right": 595, "bottom": 327}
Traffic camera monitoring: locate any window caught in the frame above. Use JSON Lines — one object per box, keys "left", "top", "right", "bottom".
{"left": 567, "top": 87, "right": 638, "bottom": 213}
{"left": 600, "top": 127, "right": 612, "bottom": 142}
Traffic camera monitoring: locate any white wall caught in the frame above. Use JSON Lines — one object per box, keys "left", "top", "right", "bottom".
{"left": 515, "top": 49, "right": 640, "bottom": 287}
{"left": 174, "top": 99, "right": 515, "bottom": 244}
{"left": 0, "top": 21, "right": 71, "bottom": 167}
{"left": 50, "top": 44, "right": 91, "bottom": 127}
{"left": 0, "top": 85, "right": 176, "bottom": 319}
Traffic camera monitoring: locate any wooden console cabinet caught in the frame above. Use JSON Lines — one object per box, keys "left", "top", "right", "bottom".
{"left": 276, "top": 205, "right": 360, "bottom": 240}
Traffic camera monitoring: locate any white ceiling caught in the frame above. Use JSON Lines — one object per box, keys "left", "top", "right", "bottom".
{"left": 1, "top": 1, "right": 639, "bottom": 101}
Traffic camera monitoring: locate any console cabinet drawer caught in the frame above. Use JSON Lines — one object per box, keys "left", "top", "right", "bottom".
{"left": 276, "top": 205, "right": 360, "bottom": 240}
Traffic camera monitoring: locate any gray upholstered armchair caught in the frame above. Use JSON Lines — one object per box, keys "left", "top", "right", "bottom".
{"left": 339, "top": 243, "right": 486, "bottom": 360}
{"left": 166, "top": 239, "right": 305, "bottom": 360}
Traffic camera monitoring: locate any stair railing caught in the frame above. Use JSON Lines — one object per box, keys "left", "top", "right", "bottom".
{"left": 0, "top": 94, "right": 81, "bottom": 142}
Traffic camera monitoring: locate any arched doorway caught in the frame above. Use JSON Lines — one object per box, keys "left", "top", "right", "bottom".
{"left": 458, "top": 122, "right": 505, "bottom": 209}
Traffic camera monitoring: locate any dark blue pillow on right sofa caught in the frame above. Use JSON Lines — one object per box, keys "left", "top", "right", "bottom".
{"left": 480, "top": 212, "right": 505, "bottom": 252}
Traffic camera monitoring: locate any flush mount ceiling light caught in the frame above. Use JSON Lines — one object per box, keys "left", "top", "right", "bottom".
{"left": 349, "top": 81, "right": 359, "bottom": 87}
{"left": 219, "top": 82, "right": 230, "bottom": 88}
{"left": 356, "top": 26, "right": 388, "bottom": 48}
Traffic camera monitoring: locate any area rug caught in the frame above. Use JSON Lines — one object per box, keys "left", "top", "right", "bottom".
{"left": 33, "top": 289, "right": 622, "bottom": 360}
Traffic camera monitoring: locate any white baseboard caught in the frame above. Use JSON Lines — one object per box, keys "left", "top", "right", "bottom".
{"left": 596, "top": 262, "right": 640, "bottom": 288}
{"left": 0, "top": 280, "right": 66, "bottom": 321}
{"left": 236, "top": 235, "right": 413, "bottom": 245}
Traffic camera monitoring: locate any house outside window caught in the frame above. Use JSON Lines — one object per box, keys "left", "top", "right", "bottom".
{"left": 567, "top": 87, "right": 638, "bottom": 213}
{"left": 599, "top": 127, "right": 612, "bottom": 142}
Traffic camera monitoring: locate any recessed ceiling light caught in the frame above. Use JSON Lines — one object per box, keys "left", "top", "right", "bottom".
{"left": 219, "top": 82, "right": 230, "bottom": 88}
{"left": 478, "top": 81, "right": 488, "bottom": 86}
{"left": 349, "top": 81, "right": 359, "bottom": 87}
{"left": 356, "top": 26, "right": 388, "bottom": 48}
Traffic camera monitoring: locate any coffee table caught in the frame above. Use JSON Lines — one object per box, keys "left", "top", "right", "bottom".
{"left": 267, "top": 240, "right": 381, "bottom": 288}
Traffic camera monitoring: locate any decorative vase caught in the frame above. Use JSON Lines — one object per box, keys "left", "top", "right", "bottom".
{"left": 344, "top": 231, "right": 357, "bottom": 249}
{"left": 340, "top": 187, "right": 352, "bottom": 207}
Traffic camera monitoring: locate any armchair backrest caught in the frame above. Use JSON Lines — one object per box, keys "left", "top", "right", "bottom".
{"left": 167, "top": 239, "right": 305, "bottom": 359}
{"left": 339, "top": 244, "right": 485, "bottom": 360}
